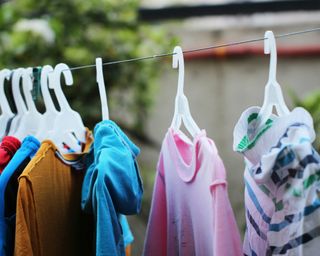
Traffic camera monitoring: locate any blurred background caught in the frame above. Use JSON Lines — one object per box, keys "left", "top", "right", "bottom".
{"left": 1, "top": 0, "right": 320, "bottom": 255}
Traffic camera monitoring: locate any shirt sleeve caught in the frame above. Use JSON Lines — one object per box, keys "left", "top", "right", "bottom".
{"left": 143, "top": 154, "right": 167, "bottom": 256}
{"left": 14, "top": 177, "right": 40, "bottom": 256}
{"left": 0, "top": 136, "right": 21, "bottom": 174}
{"left": 98, "top": 128, "right": 143, "bottom": 215}
{"left": 93, "top": 179, "right": 124, "bottom": 256}
{"left": 210, "top": 155, "right": 242, "bottom": 256}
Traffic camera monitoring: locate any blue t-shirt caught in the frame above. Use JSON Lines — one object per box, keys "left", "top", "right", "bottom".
{"left": 82, "top": 120, "right": 143, "bottom": 256}
{"left": 0, "top": 136, "right": 40, "bottom": 255}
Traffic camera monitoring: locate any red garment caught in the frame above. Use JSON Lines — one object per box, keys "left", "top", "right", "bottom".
{"left": 0, "top": 136, "right": 21, "bottom": 174}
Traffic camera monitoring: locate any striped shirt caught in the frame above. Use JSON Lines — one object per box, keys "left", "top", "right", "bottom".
{"left": 234, "top": 107, "right": 320, "bottom": 255}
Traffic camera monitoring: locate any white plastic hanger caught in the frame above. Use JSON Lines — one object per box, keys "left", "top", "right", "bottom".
{"left": 96, "top": 57, "right": 109, "bottom": 121}
{"left": 257, "top": 31, "right": 290, "bottom": 127}
{"left": 36, "top": 65, "right": 59, "bottom": 140}
{"left": 15, "top": 68, "right": 43, "bottom": 140}
{"left": 8, "top": 68, "right": 28, "bottom": 136}
{"left": 48, "top": 63, "right": 86, "bottom": 153}
{"left": 170, "top": 46, "right": 201, "bottom": 138}
{"left": 0, "top": 69, "right": 14, "bottom": 139}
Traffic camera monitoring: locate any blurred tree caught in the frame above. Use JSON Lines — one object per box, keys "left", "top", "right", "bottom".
{"left": 289, "top": 89, "right": 320, "bottom": 150}
{"left": 0, "top": 0, "right": 175, "bottom": 132}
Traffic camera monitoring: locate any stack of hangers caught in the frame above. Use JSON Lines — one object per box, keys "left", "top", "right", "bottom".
{"left": 0, "top": 58, "right": 143, "bottom": 256}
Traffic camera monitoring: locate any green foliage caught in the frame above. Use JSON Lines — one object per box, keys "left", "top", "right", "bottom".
{"left": 0, "top": 0, "right": 175, "bottom": 131}
{"left": 289, "top": 89, "right": 320, "bottom": 150}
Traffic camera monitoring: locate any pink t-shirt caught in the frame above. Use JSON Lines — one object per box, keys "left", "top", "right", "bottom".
{"left": 143, "top": 128, "right": 242, "bottom": 256}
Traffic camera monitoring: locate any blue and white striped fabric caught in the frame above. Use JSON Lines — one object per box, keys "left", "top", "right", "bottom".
{"left": 234, "top": 107, "right": 320, "bottom": 255}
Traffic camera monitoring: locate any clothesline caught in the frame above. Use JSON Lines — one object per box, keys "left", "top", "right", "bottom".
{"left": 66, "top": 27, "right": 320, "bottom": 72}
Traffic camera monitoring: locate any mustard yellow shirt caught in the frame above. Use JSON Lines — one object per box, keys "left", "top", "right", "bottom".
{"left": 14, "top": 132, "right": 94, "bottom": 256}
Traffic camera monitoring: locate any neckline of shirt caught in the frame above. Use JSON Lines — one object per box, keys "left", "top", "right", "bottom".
{"left": 41, "top": 128, "right": 93, "bottom": 161}
{"left": 167, "top": 127, "right": 206, "bottom": 182}
{"left": 233, "top": 107, "right": 315, "bottom": 165}
{"left": 95, "top": 120, "right": 140, "bottom": 157}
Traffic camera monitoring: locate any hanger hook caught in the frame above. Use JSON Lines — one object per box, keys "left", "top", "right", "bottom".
{"left": 12, "top": 68, "right": 27, "bottom": 114}
{"left": 49, "top": 63, "right": 73, "bottom": 111}
{"left": 0, "top": 69, "right": 13, "bottom": 115}
{"left": 264, "top": 30, "right": 277, "bottom": 83}
{"left": 0, "top": 69, "right": 11, "bottom": 82}
{"left": 22, "top": 68, "right": 37, "bottom": 111}
{"left": 41, "top": 65, "right": 57, "bottom": 112}
{"left": 173, "top": 46, "right": 185, "bottom": 96}
{"left": 96, "top": 57, "right": 109, "bottom": 120}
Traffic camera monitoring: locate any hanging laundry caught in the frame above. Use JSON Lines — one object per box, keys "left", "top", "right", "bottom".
{"left": 0, "top": 136, "right": 39, "bottom": 256}
{"left": 14, "top": 131, "right": 94, "bottom": 256}
{"left": 81, "top": 120, "right": 143, "bottom": 256}
{"left": 143, "top": 128, "right": 242, "bottom": 255}
{"left": 81, "top": 125, "right": 135, "bottom": 255}
{"left": 234, "top": 107, "right": 320, "bottom": 255}
{"left": 0, "top": 136, "right": 21, "bottom": 174}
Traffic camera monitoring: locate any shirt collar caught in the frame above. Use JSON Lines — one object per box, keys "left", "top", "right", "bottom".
{"left": 233, "top": 107, "right": 315, "bottom": 166}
